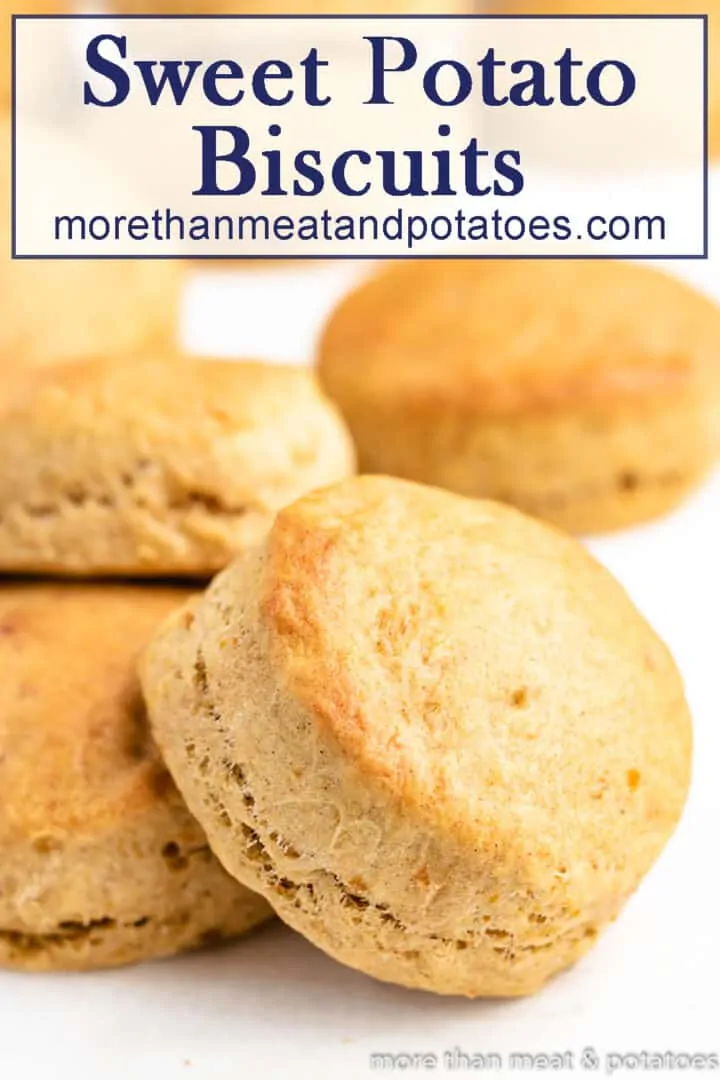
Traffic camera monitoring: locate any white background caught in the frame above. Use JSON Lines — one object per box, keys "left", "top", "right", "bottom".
{"left": 0, "top": 170, "right": 718, "bottom": 1077}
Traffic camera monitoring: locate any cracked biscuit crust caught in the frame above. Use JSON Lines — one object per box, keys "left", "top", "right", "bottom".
{"left": 141, "top": 476, "right": 692, "bottom": 997}
{"left": 318, "top": 260, "right": 720, "bottom": 534}
{"left": 0, "top": 356, "right": 355, "bottom": 577}
{"left": 0, "top": 584, "right": 272, "bottom": 972}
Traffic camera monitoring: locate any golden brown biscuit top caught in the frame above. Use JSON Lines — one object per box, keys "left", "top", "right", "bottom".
{"left": 0, "top": 585, "right": 190, "bottom": 842}
{"left": 261, "top": 476, "right": 690, "bottom": 845}
{"left": 5, "top": 355, "right": 325, "bottom": 433}
{"left": 319, "top": 260, "right": 720, "bottom": 416}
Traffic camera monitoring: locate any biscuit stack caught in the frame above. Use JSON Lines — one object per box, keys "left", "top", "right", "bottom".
{"left": 0, "top": 1, "right": 710, "bottom": 1000}
{"left": 0, "top": 352, "right": 355, "bottom": 970}
{"left": 0, "top": 277, "right": 698, "bottom": 993}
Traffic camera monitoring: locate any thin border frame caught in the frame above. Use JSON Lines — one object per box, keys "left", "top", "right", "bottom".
{"left": 10, "top": 12, "right": 710, "bottom": 262}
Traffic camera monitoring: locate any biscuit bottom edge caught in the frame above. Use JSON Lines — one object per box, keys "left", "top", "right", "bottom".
{"left": 508, "top": 469, "right": 705, "bottom": 535}
{"left": 0, "top": 898, "right": 272, "bottom": 974}
{"left": 203, "top": 777, "right": 619, "bottom": 1000}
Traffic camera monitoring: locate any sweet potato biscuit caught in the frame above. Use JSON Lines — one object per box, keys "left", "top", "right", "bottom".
{"left": 141, "top": 475, "right": 692, "bottom": 997}
{"left": 0, "top": 584, "right": 272, "bottom": 973}
{"left": 318, "top": 260, "right": 720, "bottom": 534}
{"left": 0, "top": 355, "right": 355, "bottom": 577}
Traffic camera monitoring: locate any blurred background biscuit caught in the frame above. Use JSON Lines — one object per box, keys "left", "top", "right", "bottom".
{"left": 318, "top": 259, "right": 720, "bottom": 534}
{"left": 141, "top": 475, "right": 692, "bottom": 997}
{"left": 0, "top": 583, "right": 272, "bottom": 973}
{"left": 0, "top": 354, "right": 355, "bottom": 576}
